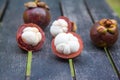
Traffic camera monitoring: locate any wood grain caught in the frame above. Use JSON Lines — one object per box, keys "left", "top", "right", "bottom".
{"left": 61, "top": 0, "right": 119, "bottom": 80}
{"left": 0, "top": 0, "right": 9, "bottom": 22}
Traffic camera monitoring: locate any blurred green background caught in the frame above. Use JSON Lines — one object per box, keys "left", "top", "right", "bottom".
{"left": 106, "top": 0, "right": 120, "bottom": 17}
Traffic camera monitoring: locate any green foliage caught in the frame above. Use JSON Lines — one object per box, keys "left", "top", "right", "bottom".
{"left": 106, "top": 0, "right": 120, "bottom": 17}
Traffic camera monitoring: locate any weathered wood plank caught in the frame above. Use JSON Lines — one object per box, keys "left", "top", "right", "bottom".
{"left": 0, "top": 0, "right": 9, "bottom": 22}
{"left": 61, "top": 0, "right": 119, "bottom": 80}
{"left": 85, "top": 0, "right": 120, "bottom": 76}
{"left": 0, "top": 0, "right": 72, "bottom": 80}
{"left": 0, "top": 0, "right": 27, "bottom": 80}
{"left": 0, "top": 0, "right": 9, "bottom": 45}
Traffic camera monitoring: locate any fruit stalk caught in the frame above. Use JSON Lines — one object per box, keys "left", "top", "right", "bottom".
{"left": 26, "top": 51, "right": 32, "bottom": 80}
{"left": 69, "top": 59, "right": 76, "bottom": 79}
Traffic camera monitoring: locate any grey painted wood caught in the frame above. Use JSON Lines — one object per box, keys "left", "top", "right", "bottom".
{"left": 0, "top": 0, "right": 72, "bottom": 80}
{"left": 61, "top": 0, "right": 119, "bottom": 80}
{"left": 0, "top": 0, "right": 27, "bottom": 80}
{"left": 85, "top": 0, "right": 120, "bottom": 75}
{"left": 0, "top": 0, "right": 9, "bottom": 21}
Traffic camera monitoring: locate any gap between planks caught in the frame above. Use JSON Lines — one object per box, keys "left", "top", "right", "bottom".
{"left": 0, "top": 0, "right": 9, "bottom": 22}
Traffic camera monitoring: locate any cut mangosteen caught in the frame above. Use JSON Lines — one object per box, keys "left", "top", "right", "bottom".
{"left": 16, "top": 23, "right": 45, "bottom": 51}
{"left": 50, "top": 16, "right": 77, "bottom": 37}
{"left": 51, "top": 32, "right": 83, "bottom": 59}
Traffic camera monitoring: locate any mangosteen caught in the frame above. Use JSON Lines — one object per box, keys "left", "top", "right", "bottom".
{"left": 23, "top": 0, "right": 51, "bottom": 30}
{"left": 51, "top": 32, "right": 83, "bottom": 59}
{"left": 90, "top": 19, "right": 119, "bottom": 47}
{"left": 50, "top": 16, "right": 77, "bottom": 37}
{"left": 16, "top": 23, "right": 45, "bottom": 51}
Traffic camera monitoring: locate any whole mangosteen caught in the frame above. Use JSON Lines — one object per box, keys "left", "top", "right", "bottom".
{"left": 23, "top": 0, "right": 51, "bottom": 30}
{"left": 90, "top": 18, "right": 119, "bottom": 47}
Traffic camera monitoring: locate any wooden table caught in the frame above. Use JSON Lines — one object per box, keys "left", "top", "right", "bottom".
{"left": 0, "top": 0, "right": 120, "bottom": 80}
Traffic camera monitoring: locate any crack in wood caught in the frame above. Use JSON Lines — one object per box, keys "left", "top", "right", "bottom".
{"left": 104, "top": 48, "right": 120, "bottom": 79}
{"left": 59, "top": 1, "right": 64, "bottom": 16}
{"left": 84, "top": 0, "right": 95, "bottom": 23}
{"left": 0, "top": 0, "right": 9, "bottom": 22}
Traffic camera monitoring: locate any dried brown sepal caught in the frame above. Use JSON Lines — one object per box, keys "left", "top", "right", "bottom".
{"left": 35, "top": 0, "right": 40, "bottom": 3}
{"left": 97, "top": 26, "right": 107, "bottom": 34}
{"left": 24, "top": 2, "right": 37, "bottom": 8}
{"left": 111, "top": 19, "right": 117, "bottom": 26}
{"left": 72, "top": 22, "right": 77, "bottom": 32}
{"left": 107, "top": 24, "right": 117, "bottom": 34}
{"left": 36, "top": 2, "right": 49, "bottom": 10}
{"left": 99, "top": 18, "right": 107, "bottom": 26}
{"left": 104, "top": 19, "right": 112, "bottom": 27}
{"left": 37, "top": 2, "right": 46, "bottom": 7}
{"left": 24, "top": 1, "right": 50, "bottom": 10}
{"left": 45, "top": 5, "right": 50, "bottom": 10}
{"left": 99, "top": 19, "right": 117, "bottom": 34}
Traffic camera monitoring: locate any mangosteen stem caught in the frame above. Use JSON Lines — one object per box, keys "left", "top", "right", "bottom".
{"left": 69, "top": 59, "right": 76, "bottom": 79}
{"left": 26, "top": 51, "right": 32, "bottom": 80}
{"left": 104, "top": 47, "right": 120, "bottom": 78}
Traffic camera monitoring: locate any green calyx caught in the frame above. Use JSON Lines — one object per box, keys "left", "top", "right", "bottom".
{"left": 24, "top": 0, "right": 49, "bottom": 10}
{"left": 98, "top": 19, "right": 117, "bottom": 34}
{"left": 107, "top": 25, "right": 117, "bottom": 34}
{"left": 97, "top": 26, "right": 107, "bottom": 34}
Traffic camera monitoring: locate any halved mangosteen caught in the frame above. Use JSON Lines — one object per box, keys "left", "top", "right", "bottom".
{"left": 16, "top": 23, "right": 45, "bottom": 51}
{"left": 51, "top": 32, "right": 83, "bottom": 59}
{"left": 50, "top": 16, "right": 77, "bottom": 37}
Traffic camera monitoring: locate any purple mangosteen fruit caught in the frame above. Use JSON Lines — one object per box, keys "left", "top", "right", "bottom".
{"left": 90, "top": 18, "right": 119, "bottom": 47}
{"left": 23, "top": 0, "right": 51, "bottom": 30}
